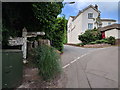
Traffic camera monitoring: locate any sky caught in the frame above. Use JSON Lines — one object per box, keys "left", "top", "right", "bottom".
{"left": 58, "top": 0, "right": 119, "bottom": 23}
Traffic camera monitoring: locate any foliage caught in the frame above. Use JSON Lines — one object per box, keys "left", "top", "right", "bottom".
{"left": 2, "top": 26, "right": 9, "bottom": 48}
{"left": 106, "top": 36, "right": 115, "bottom": 45}
{"left": 32, "top": 2, "right": 63, "bottom": 40}
{"left": 89, "top": 39, "right": 109, "bottom": 44}
{"left": 89, "top": 37, "right": 115, "bottom": 45}
{"left": 34, "top": 45, "right": 62, "bottom": 80}
{"left": 51, "top": 17, "right": 67, "bottom": 52}
{"left": 78, "top": 28, "right": 102, "bottom": 45}
{"left": 63, "top": 18, "right": 68, "bottom": 44}
{"left": 2, "top": 2, "right": 63, "bottom": 48}
{"left": 89, "top": 41, "right": 97, "bottom": 44}
{"left": 2, "top": 3, "right": 39, "bottom": 35}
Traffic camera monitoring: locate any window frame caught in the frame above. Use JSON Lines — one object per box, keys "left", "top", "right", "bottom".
{"left": 88, "top": 23, "right": 93, "bottom": 30}
{"left": 88, "top": 13, "right": 93, "bottom": 19}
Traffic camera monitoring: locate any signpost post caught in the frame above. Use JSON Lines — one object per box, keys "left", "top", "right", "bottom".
{"left": 8, "top": 27, "right": 45, "bottom": 61}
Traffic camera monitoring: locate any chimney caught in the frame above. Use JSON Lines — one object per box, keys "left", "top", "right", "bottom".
{"left": 95, "top": 4, "right": 98, "bottom": 10}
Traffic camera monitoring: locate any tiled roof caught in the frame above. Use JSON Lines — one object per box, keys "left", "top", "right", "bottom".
{"left": 99, "top": 24, "right": 120, "bottom": 32}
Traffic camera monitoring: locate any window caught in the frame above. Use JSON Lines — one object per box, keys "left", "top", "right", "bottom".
{"left": 88, "top": 13, "right": 93, "bottom": 19}
{"left": 88, "top": 23, "right": 93, "bottom": 29}
{"left": 108, "top": 22, "right": 111, "bottom": 25}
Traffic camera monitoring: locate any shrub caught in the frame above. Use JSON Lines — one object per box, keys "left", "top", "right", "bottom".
{"left": 107, "top": 36, "right": 115, "bottom": 45}
{"left": 34, "top": 45, "right": 62, "bottom": 81}
{"left": 51, "top": 17, "right": 67, "bottom": 52}
{"left": 100, "top": 39, "right": 109, "bottom": 43}
{"left": 89, "top": 41, "right": 97, "bottom": 44}
{"left": 89, "top": 37, "right": 115, "bottom": 45}
{"left": 95, "top": 40, "right": 102, "bottom": 44}
{"left": 78, "top": 28, "right": 102, "bottom": 44}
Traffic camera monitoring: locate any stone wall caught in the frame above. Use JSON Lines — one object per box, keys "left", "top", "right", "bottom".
{"left": 116, "top": 39, "right": 120, "bottom": 45}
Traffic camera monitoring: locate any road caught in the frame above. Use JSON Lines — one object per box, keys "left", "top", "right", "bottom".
{"left": 61, "top": 45, "right": 118, "bottom": 88}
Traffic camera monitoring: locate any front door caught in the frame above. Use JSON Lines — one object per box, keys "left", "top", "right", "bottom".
{"left": 102, "top": 31, "right": 105, "bottom": 39}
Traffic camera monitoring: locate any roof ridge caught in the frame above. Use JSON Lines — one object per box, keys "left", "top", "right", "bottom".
{"left": 72, "top": 4, "right": 100, "bottom": 21}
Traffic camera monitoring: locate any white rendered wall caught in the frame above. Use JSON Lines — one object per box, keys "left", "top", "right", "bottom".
{"left": 105, "top": 29, "right": 120, "bottom": 39}
{"left": 102, "top": 21, "right": 116, "bottom": 27}
{"left": 82, "top": 8, "right": 99, "bottom": 33}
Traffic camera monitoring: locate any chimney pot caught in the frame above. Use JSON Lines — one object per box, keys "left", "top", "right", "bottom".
{"left": 95, "top": 4, "right": 98, "bottom": 10}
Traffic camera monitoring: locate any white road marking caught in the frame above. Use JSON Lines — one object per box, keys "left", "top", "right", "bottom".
{"left": 62, "top": 48, "right": 107, "bottom": 69}
{"left": 62, "top": 64, "right": 70, "bottom": 69}
{"left": 70, "top": 58, "right": 78, "bottom": 64}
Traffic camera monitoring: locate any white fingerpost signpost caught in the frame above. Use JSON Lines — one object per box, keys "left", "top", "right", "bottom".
{"left": 8, "top": 27, "right": 45, "bottom": 62}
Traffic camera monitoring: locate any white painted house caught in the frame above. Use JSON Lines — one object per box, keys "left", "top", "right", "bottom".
{"left": 101, "top": 19, "right": 116, "bottom": 27}
{"left": 67, "top": 5, "right": 117, "bottom": 44}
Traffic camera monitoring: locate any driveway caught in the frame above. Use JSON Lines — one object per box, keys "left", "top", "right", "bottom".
{"left": 61, "top": 45, "right": 118, "bottom": 88}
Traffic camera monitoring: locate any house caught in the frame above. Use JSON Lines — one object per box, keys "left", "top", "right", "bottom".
{"left": 67, "top": 5, "right": 117, "bottom": 44}
{"left": 99, "top": 24, "right": 120, "bottom": 45}
{"left": 101, "top": 19, "right": 116, "bottom": 27}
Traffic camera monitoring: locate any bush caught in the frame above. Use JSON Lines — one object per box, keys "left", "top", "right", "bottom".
{"left": 99, "top": 39, "right": 109, "bottom": 43}
{"left": 89, "top": 41, "right": 97, "bottom": 44}
{"left": 95, "top": 40, "right": 102, "bottom": 44}
{"left": 78, "top": 28, "right": 102, "bottom": 44}
{"left": 51, "top": 17, "right": 67, "bottom": 52}
{"left": 89, "top": 37, "right": 115, "bottom": 45}
{"left": 107, "top": 36, "right": 115, "bottom": 45}
{"left": 34, "top": 45, "right": 62, "bottom": 81}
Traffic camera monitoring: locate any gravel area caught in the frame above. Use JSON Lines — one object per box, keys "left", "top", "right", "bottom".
{"left": 16, "top": 65, "right": 67, "bottom": 89}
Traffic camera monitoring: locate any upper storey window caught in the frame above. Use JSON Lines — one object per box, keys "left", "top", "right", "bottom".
{"left": 88, "top": 13, "right": 93, "bottom": 19}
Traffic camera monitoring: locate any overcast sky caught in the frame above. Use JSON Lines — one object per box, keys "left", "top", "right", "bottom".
{"left": 58, "top": 0, "right": 119, "bottom": 22}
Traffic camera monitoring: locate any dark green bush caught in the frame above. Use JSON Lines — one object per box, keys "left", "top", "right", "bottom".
{"left": 34, "top": 45, "right": 62, "bottom": 81}
{"left": 95, "top": 40, "right": 102, "bottom": 44}
{"left": 78, "top": 29, "right": 102, "bottom": 44}
{"left": 89, "top": 37, "right": 115, "bottom": 45}
{"left": 89, "top": 41, "right": 97, "bottom": 44}
{"left": 51, "top": 17, "right": 67, "bottom": 52}
{"left": 107, "top": 36, "right": 115, "bottom": 45}
{"left": 100, "top": 39, "right": 109, "bottom": 43}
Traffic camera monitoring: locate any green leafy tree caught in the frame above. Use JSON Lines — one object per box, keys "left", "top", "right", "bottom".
{"left": 32, "top": 2, "right": 63, "bottom": 40}
{"left": 2, "top": 2, "right": 63, "bottom": 48}
{"left": 78, "top": 28, "right": 102, "bottom": 44}
{"left": 51, "top": 17, "right": 67, "bottom": 52}
{"left": 107, "top": 36, "right": 115, "bottom": 45}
